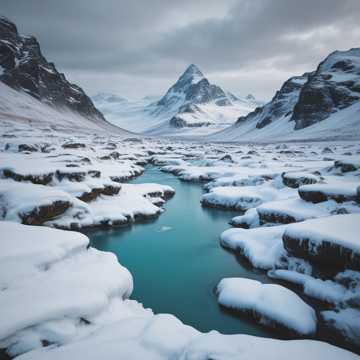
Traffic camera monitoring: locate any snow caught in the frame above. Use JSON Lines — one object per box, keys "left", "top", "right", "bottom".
{"left": 217, "top": 278, "right": 317, "bottom": 335}
{"left": 0, "top": 222, "right": 136, "bottom": 355}
{"left": 201, "top": 184, "right": 290, "bottom": 211}
{"left": 268, "top": 269, "right": 360, "bottom": 305}
{"left": 283, "top": 214, "right": 360, "bottom": 253}
{"left": 180, "top": 332, "right": 358, "bottom": 360}
{"left": 1, "top": 106, "right": 360, "bottom": 356}
{"left": 0, "top": 139, "right": 175, "bottom": 229}
{"left": 91, "top": 65, "right": 258, "bottom": 136}
{"left": 2, "top": 223, "right": 357, "bottom": 360}
{"left": 210, "top": 97, "right": 360, "bottom": 142}
{"left": 298, "top": 182, "right": 359, "bottom": 201}
{"left": 15, "top": 320, "right": 359, "bottom": 360}
{"left": 0, "top": 82, "right": 131, "bottom": 136}
{"left": 322, "top": 308, "right": 360, "bottom": 346}
{"left": 256, "top": 197, "right": 331, "bottom": 223}
{"left": 0, "top": 180, "right": 73, "bottom": 222}
{"left": 220, "top": 226, "right": 286, "bottom": 269}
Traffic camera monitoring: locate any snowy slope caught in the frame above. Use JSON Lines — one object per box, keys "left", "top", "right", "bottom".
{"left": 210, "top": 100, "right": 360, "bottom": 142}
{"left": 92, "top": 65, "right": 259, "bottom": 136}
{"left": 0, "top": 82, "right": 132, "bottom": 136}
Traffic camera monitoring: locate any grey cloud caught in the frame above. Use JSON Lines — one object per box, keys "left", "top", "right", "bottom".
{"left": 1, "top": 0, "right": 359, "bottom": 99}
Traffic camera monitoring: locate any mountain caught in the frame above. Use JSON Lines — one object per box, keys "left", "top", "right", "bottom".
{"left": 92, "top": 92, "right": 128, "bottom": 104}
{"left": 0, "top": 17, "right": 129, "bottom": 134}
{"left": 145, "top": 64, "right": 257, "bottom": 135}
{"left": 0, "top": 16, "right": 106, "bottom": 123}
{"left": 210, "top": 48, "right": 360, "bottom": 142}
{"left": 92, "top": 64, "right": 259, "bottom": 136}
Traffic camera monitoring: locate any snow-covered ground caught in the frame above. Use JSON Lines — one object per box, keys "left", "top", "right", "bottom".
{"left": 1, "top": 116, "right": 360, "bottom": 358}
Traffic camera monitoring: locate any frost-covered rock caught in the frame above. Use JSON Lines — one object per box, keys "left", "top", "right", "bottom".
{"left": 282, "top": 214, "right": 360, "bottom": 269}
{"left": 322, "top": 308, "right": 360, "bottom": 347}
{"left": 282, "top": 171, "right": 319, "bottom": 188}
{"left": 257, "top": 198, "right": 329, "bottom": 224}
{"left": 216, "top": 278, "right": 317, "bottom": 335}
{"left": 299, "top": 182, "right": 359, "bottom": 203}
{"left": 0, "top": 181, "right": 73, "bottom": 225}
{"left": 334, "top": 158, "right": 360, "bottom": 173}
{"left": 201, "top": 185, "right": 278, "bottom": 211}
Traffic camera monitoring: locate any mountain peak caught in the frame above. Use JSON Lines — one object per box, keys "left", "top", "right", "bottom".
{"left": 178, "top": 64, "right": 205, "bottom": 85}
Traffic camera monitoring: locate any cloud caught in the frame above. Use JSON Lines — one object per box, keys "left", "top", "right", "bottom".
{"left": 1, "top": 0, "right": 360, "bottom": 99}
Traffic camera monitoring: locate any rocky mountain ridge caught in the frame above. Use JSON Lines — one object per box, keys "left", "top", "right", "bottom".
{"left": 0, "top": 16, "right": 105, "bottom": 122}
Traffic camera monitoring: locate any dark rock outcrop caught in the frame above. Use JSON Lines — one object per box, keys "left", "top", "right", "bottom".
{"left": 235, "top": 74, "right": 309, "bottom": 129}
{"left": 283, "top": 231, "right": 360, "bottom": 270}
{"left": 0, "top": 16, "right": 105, "bottom": 121}
{"left": 282, "top": 172, "right": 318, "bottom": 188}
{"left": 292, "top": 49, "right": 360, "bottom": 129}
{"left": 226, "top": 48, "right": 360, "bottom": 136}
{"left": 19, "top": 200, "right": 71, "bottom": 225}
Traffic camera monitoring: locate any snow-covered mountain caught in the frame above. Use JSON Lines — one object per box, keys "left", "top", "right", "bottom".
{"left": 92, "top": 65, "right": 259, "bottom": 136}
{"left": 210, "top": 48, "right": 360, "bottom": 142}
{"left": 0, "top": 17, "right": 128, "bottom": 135}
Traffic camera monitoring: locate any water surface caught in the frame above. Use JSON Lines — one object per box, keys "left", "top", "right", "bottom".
{"left": 86, "top": 166, "right": 278, "bottom": 337}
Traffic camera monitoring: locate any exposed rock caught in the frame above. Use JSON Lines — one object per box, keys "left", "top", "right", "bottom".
{"left": 282, "top": 172, "right": 319, "bottom": 188}
{"left": 292, "top": 49, "right": 360, "bottom": 129}
{"left": 2, "top": 168, "right": 54, "bottom": 185}
{"left": 19, "top": 200, "right": 71, "bottom": 225}
{"left": 236, "top": 74, "right": 309, "bottom": 129}
{"left": 334, "top": 159, "right": 360, "bottom": 173}
{"left": 0, "top": 16, "right": 105, "bottom": 121}
{"left": 283, "top": 215, "right": 360, "bottom": 270}
{"left": 298, "top": 184, "right": 358, "bottom": 203}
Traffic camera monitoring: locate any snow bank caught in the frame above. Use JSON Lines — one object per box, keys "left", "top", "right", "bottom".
{"left": 216, "top": 278, "right": 317, "bottom": 335}
{"left": 180, "top": 331, "right": 358, "bottom": 360}
{"left": 283, "top": 214, "right": 360, "bottom": 269}
{"left": 0, "top": 181, "right": 73, "bottom": 224}
{"left": 322, "top": 308, "right": 360, "bottom": 346}
{"left": 257, "top": 198, "right": 330, "bottom": 224}
{"left": 201, "top": 185, "right": 281, "bottom": 211}
{"left": 220, "top": 226, "right": 286, "bottom": 269}
{"left": 0, "top": 222, "right": 135, "bottom": 356}
{"left": 299, "top": 182, "right": 359, "bottom": 203}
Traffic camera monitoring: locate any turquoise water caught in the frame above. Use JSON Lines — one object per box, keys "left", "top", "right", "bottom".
{"left": 86, "top": 166, "right": 278, "bottom": 337}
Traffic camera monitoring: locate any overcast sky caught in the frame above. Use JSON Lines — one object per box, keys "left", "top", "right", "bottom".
{"left": 2, "top": 0, "right": 360, "bottom": 100}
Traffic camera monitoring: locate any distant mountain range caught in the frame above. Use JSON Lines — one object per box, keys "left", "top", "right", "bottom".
{"left": 1, "top": 16, "right": 359, "bottom": 141}
{"left": 210, "top": 48, "right": 360, "bottom": 141}
{"left": 92, "top": 65, "right": 261, "bottom": 136}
